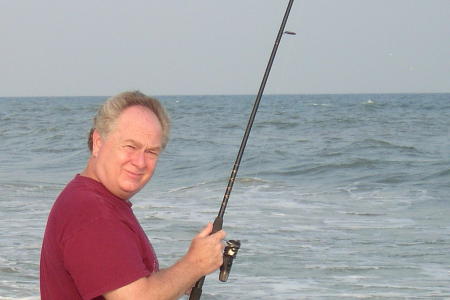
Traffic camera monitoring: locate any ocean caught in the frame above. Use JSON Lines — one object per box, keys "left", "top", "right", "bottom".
{"left": 0, "top": 93, "right": 449, "bottom": 299}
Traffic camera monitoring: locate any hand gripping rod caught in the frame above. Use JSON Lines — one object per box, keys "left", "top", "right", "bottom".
{"left": 189, "top": 1, "right": 295, "bottom": 299}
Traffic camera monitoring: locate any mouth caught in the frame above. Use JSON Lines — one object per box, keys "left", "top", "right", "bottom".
{"left": 124, "top": 169, "right": 144, "bottom": 180}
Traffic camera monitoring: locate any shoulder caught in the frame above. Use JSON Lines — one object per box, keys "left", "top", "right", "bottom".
{"left": 54, "top": 176, "right": 108, "bottom": 216}
{"left": 57, "top": 174, "right": 130, "bottom": 215}
{"left": 49, "top": 175, "right": 128, "bottom": 241}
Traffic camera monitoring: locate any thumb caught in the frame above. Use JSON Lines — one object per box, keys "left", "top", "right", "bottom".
{"left": 196, "top": 222, "right": 213, "bottom": 238}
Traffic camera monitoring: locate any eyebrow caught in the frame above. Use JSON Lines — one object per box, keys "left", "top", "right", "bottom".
{"left": 124, "top": 139, "right": 162, "bottom": 151}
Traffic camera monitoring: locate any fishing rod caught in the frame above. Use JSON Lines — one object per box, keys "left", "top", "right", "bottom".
{"left": 189, "top": 1, "right": 295, "bottom": 299}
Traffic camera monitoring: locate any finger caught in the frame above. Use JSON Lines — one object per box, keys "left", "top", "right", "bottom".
{"left": 196, "top": 222, "right": 213, "bottom": 238}
{"left": 211, "top": 229, "right": 227, "bottom": 241}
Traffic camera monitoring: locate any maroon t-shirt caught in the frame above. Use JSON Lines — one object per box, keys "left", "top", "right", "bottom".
{"left": 40, "top": 174, "right": 159, "bottom": 300}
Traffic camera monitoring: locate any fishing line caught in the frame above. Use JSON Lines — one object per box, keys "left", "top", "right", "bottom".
{"left": 189, "top": 1, "right": 295, "bottom": 299}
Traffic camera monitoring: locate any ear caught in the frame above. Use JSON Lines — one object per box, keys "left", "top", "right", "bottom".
{"left": 92, "top": 129, "right": 104, "bottom": 157}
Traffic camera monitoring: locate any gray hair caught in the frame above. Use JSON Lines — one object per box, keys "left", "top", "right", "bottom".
{"left": 88, "top": 91, "right": 170, "bottom": 152}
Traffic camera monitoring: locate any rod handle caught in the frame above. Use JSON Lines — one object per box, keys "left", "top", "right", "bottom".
{"left": 189, "top": 277, "right": 205, "bottom": 300}
{"left": 212, "top": 216, "right": 223, "bottom": 233}
{"left": 189, "top": 287, "right": 203, "bottom": 300}
{"left": 188, "top": 216, "right": 223, "bottom": 300}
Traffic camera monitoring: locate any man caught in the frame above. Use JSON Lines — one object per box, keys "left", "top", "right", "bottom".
{"left": 40, "top": 91, "right": 226, "bottom": 299}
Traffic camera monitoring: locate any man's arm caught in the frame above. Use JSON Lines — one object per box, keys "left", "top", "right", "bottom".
{"left": 104, "top": 223, "right": 226, "bottom": 300}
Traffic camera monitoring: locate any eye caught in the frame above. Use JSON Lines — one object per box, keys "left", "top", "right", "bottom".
{"left": 124, "top": 144, "right": 136, "bottom": 150}
{"left": 145, "top": 149, "right": 160, "bottom": 156}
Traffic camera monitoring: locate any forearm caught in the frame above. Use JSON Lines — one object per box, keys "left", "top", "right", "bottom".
{"left": 103, "top": 255, "right": 203, "bottom": 300}
{"left": 104, "top": 224, "right": 225, "bottom": 300}
{"left": 144, "top": 257, "right": 203, "bottom": 300}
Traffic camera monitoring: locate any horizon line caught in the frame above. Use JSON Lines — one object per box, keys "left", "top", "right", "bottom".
{"left": 1, "top": 91, "right": 449, "bottom": 99}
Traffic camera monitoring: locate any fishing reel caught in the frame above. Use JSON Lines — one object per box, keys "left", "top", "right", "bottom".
{"left": 219, "top": 240, "right": 241, "bottom": 282}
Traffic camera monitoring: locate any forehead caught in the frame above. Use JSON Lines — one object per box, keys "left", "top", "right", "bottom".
{"left": 113, "top": 105, "right": 162, "bottom": 144}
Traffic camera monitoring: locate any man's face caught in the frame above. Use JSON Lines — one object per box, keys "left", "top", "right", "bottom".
{"left": 91, "top": 105, "right": 163, "bottom": 200}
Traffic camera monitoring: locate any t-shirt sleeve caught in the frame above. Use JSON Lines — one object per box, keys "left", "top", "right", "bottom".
{"left": 62, "top": 218, "right": 151, "bottom": 300}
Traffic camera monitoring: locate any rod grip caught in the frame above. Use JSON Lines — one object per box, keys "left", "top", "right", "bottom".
{"left": 189, "top": 284, "right": 203, "bottom": 300}
{"left": 189, "top": 216, "right": 223, "bottom": 300}
{"left": 212, "top": 216, "right": 223, "bottom": 233}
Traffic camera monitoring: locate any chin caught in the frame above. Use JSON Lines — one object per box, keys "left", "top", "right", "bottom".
{"left": 120, "top": 181, "right": 144, "bottom": 195}
{"left": 120, "top": 184, "right": 141, "bottom": 194}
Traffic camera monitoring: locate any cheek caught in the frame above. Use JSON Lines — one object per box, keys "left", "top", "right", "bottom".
{"left": 145, "top": 158, "right": 159, "bottom": 173}
{"left": 113, "top": 147, "right": 133, "bottom": 164}
{"left": 117, "top": 151, "right": 131, "bottom": 164}
{"left": 101, "top": 148, "right": 129, "bottom": 174}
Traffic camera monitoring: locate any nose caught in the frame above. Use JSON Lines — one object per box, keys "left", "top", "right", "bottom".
{"left": 131, "top": 150, "right": 146, "bottom": 169}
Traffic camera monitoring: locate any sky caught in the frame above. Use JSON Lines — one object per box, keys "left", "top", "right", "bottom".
{"left": 1, "top": 0, "right": 449, "bottom": 97}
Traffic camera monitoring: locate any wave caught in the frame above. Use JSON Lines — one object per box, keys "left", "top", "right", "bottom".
{"left": 346, "top": 138, "right": 422, "bottom": 154}
{"left": 0, "top": 180, "right": 63, "bottom": 192}
{"left": 0, "top": 298, "right": 40, "bottom": 300}
{"left": 166, "top": 176, "right": 271, "bottom": 193}
{"left": 269, "top": 158, "right": 380, "bottom": 177}
{"left": 309, "top": 103, "right": 332, "bottom": 107}
{"left": 255, "top": 119, "right": 299, "bottom": 129}
{"left": 421, "top": 168, "right": 450, "bottom": 180}
{"left": 343, "top": 211, "right": 386, "bottom": 217}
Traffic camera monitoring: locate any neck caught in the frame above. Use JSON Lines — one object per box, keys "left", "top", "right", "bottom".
{"left": 80, "top": 157, "right": 98, "bottom": 181}
{"left": 80, "top": 157, "right": 133, "bottom": 202}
